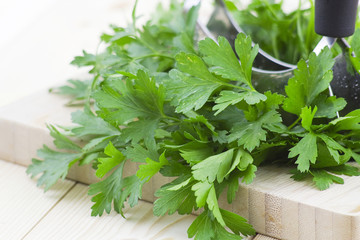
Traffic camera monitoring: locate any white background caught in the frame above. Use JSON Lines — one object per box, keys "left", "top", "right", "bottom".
{"left": 0, "top": 0, "right": 163, "bottom": 107}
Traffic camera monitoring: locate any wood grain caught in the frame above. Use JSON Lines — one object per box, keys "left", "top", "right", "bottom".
{"left": 24, "top": 183, "right": 197, "bottom": 240}
{"left": 254, "top": 234, "right": 278, "bottom": 240}
{"left": 0, "top": 159, "right": 75, "bottom": 240}
{"left": 241, "top": 165, "right": 360, "bottom": 240}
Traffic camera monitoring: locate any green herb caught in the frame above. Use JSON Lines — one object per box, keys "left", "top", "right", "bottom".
{"left": 225, "top": 0, "right": 320, "bottom": 64}
{"left": 27, "top": 1, "right": 360, "bottom": 239}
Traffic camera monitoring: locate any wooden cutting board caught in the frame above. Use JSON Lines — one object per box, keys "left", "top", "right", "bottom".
{"left": 0, "top": 91, "right": 359, "bottom": 240}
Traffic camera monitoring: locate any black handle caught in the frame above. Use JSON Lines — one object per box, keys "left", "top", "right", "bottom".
{"left": 315, "top": 0, "right": 359, "bottom": 38}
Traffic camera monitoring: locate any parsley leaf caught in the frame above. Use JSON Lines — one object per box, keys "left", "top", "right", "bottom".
{"left": 96, "top": 141, "right": 125, "bottom": 178}
{"left": 165, "top": 58, "right": 224, "bottom": 113}
{"left": 154, "top": 175, "right": 197, "bottom": 216}
{"left": 187, "top": 209, "right": 255, "bottom": 240}
{"left": 50, "top": 79, "right": 91, "bottom": 106}
{"left": 283, "top": 48, "right": 335, "bottom": 116}
{"left": 228, "top": 110, "right": 282, "bottom": 152}
{"left": 311, "top": 169, "right": 344, "bottom": 190}
{"left": 192, "top": 149, "right": 234, "bottom": 183}
{"left": 234, "top": 33, "right": 259, "bottom": 87}
{"left": 213, "top": 90, "right": 267, "bottom": 115}
{"left": 70, "top": 108, "right": 119, "bottom": 138}
{"left": 136, "top": 152, "right": 169, "bottom": 182}
{"left": 94, "top": 70, "right": 165, "bottom": 125}
{"left": 27, "top": 146, "right": 82, "bottom": 191}
{"left": 289, "top": 133, "right": 318, "bottom": 172}
{"left": 89, "top": 161, "right": 145, "bottom": 217}
{"left": 199, "top": 35, "right": 255, "bottom": 86}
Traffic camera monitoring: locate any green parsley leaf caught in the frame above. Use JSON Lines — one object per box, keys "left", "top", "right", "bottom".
{"left": 327, "top": 164, "right": 360, "bottom": 177}
{"left": 187, "top": 211, "right": 215, "bottom": 240}
{"left": 136, "top": 152, "right": 169, "bottom": 182}
{"left": 154, "top": 175, "right": 197, "bottom": 216}
{"left": 119, "top": 118, "right": 160, "bottom": 144}
{"left": 292, "top": 164, "right": 360, "bottom": 190}
{"left": 27, "top": 146, "right": 82, "bottom": 191}
{"left": 199, "top": 36, "right": 247, "bottom": 84}
{"left": 234, "top": 33, "right": 259, "bottom": 87}
{"left": 300, "top": 106, "right": 317, "bottom": 131}
{"left": 312, "top": 95, "right": 346, "bottom": 118}
{"left": 311, "top": 169, "right": 344, "bottom": 190}
{"left": 213, "top": 90, "right": 267, "bottom": 115}
{"left": 350, "top": 29, "right": 360, "bottom": 73}
{"left": 179, "top": 141, "right": 214, "bottom": 166}
{"left": 239, "top": 164, "right": 257, "bottom": 184}
{"left": 89, "top": 162, "right": 144, "bottom": 217}
{"left": 124, "top": 143, "right": 159, "bottom": 163}
{"left": 192, "top": 181, "right": 212, "bottom": 208}
{"left": 192, "top": 182, "right": 225, "bottom": 226}
{"left": 50, "top": 79, "right": 91, "bottom": 106}
{"left": 47, "top": 124, "right": 82, "bottom": 151}
{"left": 188, "top": 209, "right": 254, "bottom": 240}
{"left": 283, "top": 48, "right": 335, "bottom": 115}
{"left": 228, "top": 110, "right": 282, "bottom": 152}
{"left": 166, "top": 66, "right": 222, "bottom": 113}
{"left": 334, "top": 109, "right": 360, "bottom": 131}
{"left": 289, "top": 133, "right": 318, "bottom": 172}
{"left": 96, "top": 142, "right": 125, "bottom": 178}
{"left": 220, "top": 208, "right": 256, "bottom": 236}
{"left": 70, "top": 108, "right": 119, "bottom": 138}
{"left": 192, "top": 149, "right": 234, "bottom": 183}
{"left": 226, "top": 171, "right": 241, "bottom": 203}
{"left": 94, "top": 70, "right": 165, "bottom": 125}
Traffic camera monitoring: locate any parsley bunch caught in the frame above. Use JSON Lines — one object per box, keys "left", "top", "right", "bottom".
{"left": 27, "top": 1, "right": 360, "bottom": 239}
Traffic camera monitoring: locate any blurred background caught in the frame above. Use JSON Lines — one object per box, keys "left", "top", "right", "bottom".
{"left": 0, "top": 0, "right": 163, "bottom": 107}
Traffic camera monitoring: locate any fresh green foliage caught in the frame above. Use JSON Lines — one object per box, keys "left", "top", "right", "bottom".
{"left": 283, "top": 48, "right": 335, "bottom": 116}
{"left": 50, "top": 79, "right": 91, "bottom": 106}
{"left": 154, "top": 175, "right": 197, "bottom": 216}
{"left": 96, "top": 141, "right": 125, "bottom": 178}
{"left": 27, "top": 1, "right": 360, "bottom": 239}
{"left": 187, "top": 209, "right": 256, "bottom": 240}
{"left": 350, "top": 29, "right": 360, "bottom": 73}
{"left": 225, "top": 0, "right": 321, "bottom": 64}
{"left": 136, "top": 152, "right": 169, "bottom": 181}
{"left": 291, "top": 164, "right": 360, "bottom": 190}
{"left": 89, "top": 162, "right": 145, "bottom": 217}
{"left": 27, "top": 145, "right": 82, "bottom": 191}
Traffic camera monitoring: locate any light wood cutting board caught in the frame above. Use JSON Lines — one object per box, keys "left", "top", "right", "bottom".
{"left": 0, "top": 91, "right": 359, "bottom": 240}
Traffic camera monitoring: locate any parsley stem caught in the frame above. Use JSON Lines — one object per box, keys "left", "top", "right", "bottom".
{"left": 288, "top": 116, "right": 301, "bottom": 130}
{"left": 264, "top": 1, "right": 280, "bottom": 21}
{"left": 132, "top": 0, "right": 139, "bottom": 31}
{"left": 134, "top": 35, "right": 167, "bottom": 59}
{"left": 222, "top": 82, "right": 250, "bottom": 91}
{"left": 162, "top": 115, "right": 181, "bottom": 122}
{"left": 133, "top": 53, "right": 173, "bottom": 60}
{"left": 344, "top": 132, "right": 357, "bottom": 139}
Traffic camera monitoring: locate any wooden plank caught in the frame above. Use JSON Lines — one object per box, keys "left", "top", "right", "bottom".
{"left": 0, "top": 91, "right": 76, "bottom": 165}
{"left": 0, "top": 159, "right": 75, "bottom": 240}
{"left": 254, "top": 234, "right": 278, "bottom": 240}
{"left": 23, "top": 183, "right": 197, "bottom": 240}
{"left": 2, "top": 90, "right": 360, "bottom": 239}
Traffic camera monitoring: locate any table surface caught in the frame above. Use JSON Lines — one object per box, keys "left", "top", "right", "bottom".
{"left": 0, "top": 0, "right": 276, "bottom": 239}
